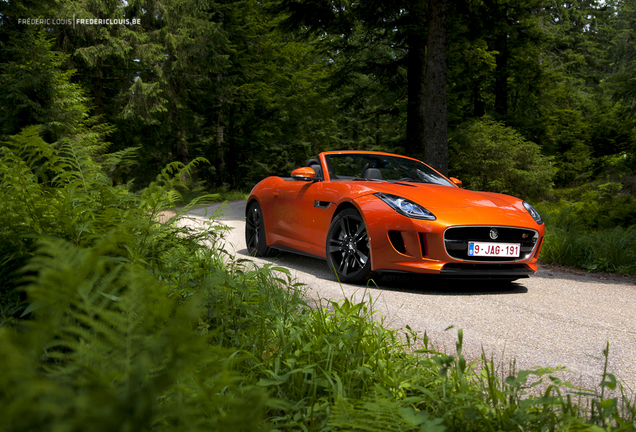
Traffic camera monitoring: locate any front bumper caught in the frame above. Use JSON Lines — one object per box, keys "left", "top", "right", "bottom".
{"left": 354, "top": 195, "right": 544, "bottom": 277}
{"left": 439, "top": 263, "right": 535, "bottom": 279}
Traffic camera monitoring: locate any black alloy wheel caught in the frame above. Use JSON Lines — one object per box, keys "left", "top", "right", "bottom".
{"left": 326, "top": 208, "right": 374, "bottom": 283}
{"left": 245, "top": 201, "right": 272, "bottom": 257}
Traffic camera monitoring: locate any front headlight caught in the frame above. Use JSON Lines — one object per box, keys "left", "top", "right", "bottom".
{"left": 523, "top": 201, "right": 543, "bottom": 225}
{"left": 375, "top": 193, "right": 436, "bottom": 220}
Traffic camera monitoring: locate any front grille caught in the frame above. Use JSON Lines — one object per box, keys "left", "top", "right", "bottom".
{"left": 444, "top": 226, "right": 539, "bottom": 262}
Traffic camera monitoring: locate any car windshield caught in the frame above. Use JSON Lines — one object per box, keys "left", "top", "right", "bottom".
{"left": 324, "top": 153, "right": 453, "bottom": 186}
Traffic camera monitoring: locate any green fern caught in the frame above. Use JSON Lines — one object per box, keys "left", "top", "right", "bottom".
{"left": 0, "top": 234, "right": 269, "bottom": 432}
{"left": 140, "top": 158, "right": 210, "bottom": 212}
{"left": 329, "top": 394, "right": 445, "bottom": 432}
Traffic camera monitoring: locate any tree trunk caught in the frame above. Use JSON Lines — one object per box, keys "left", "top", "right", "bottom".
{"left": 94, "top": 74, "right": 104, "bottom": 118}
{"left": 216, "top": 74, "right": 227, "bottom": 187}
{"left": 423, "top": 0, "right": 448, "bottom": 175}
{"left": 494, "top": 30, "right": 509, "bottom": 117}
{"left": 216, "top": 110, "right": 226, "bottom": 187}
{"left": 473, "top": 81, "right": 485, "bottom": 117}
{"left": 405, "top": 0, "right": 427, "bottom": 161}
{"left": 493, "top": 0, "right": 509, "bottom": 118}
{"left": 227, "top": 104, "right": 237, "bottom": 188}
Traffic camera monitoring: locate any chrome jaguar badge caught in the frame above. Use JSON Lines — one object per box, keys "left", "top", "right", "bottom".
{"left": 489, "top": 228, "right": 499, "bottom": 240}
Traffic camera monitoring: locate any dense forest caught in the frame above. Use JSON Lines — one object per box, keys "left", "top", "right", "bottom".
{"left": 2, "top": 2, "right": 636, "bottom": 430}
{"left": 1, "top": 0, "right": 635, "bottom": 194}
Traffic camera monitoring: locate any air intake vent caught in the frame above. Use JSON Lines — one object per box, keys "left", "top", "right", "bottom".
{"left": 388, "top": 231, "right": 406, "bottom": 254}
{"left": 419, "top": 233, "right": 427, "bottom": 258}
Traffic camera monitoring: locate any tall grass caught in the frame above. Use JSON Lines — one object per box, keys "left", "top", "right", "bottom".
{"left": 538, "top": 205, "right": 636, "bottom": 275}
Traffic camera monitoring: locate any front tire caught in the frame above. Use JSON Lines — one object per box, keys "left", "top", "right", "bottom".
{"left": 326, "top": 208, "right": 373, "bottom": 283}
{"left": 245, "top": 201, "right": 273, "bottom": 257}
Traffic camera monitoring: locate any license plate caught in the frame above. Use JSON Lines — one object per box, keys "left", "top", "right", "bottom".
{"left": 468, "top": 242, "right": 520, "bottom": 258}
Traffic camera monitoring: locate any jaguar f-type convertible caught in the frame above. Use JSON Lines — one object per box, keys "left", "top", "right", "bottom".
{"left": 245, "top": 151, "right": 544, "bottom": 283}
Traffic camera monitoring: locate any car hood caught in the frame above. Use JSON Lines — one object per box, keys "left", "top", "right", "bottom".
{"left": 363, "top": 181, "right": 519, "bottom": 209}
{"left": 351, "top": 181, "right": 538, "bottom": 226}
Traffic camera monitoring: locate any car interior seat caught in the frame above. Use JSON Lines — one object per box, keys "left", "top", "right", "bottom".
{"left": 306, "top": 158, "right": 323, "bottom": 178}
{"left": 361, "top": 166, "right": 383, "bottom": 180}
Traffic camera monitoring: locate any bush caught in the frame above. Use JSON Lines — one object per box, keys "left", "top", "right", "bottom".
{"left": 544, "top": 182, "right": 636, "bottom": 230}
{"left": 0, "top": 126, "right": 209, "bottom": 317}
{"left": 449, "top": 118, "right": 556, "bottom": 200}
{"left": 537, "top": 202, "right": 636, "bottom": 275}
{"left": 0, "top": 124, "right": 273, "bottom": 430}
{"left": 0, "top": 236, "right": 270, "bottom": 432}
{"left": 535, "top": 179, "right": 636, "bottom": 274}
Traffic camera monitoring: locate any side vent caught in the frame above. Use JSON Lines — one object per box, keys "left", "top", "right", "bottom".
{"left": 388, "top": 231, "right": 406, "bottom": 254}
{"left": 419, "top": 233, "right": 427, "bottom": 258}
{"left": 533, "top": 237, "right": 544, "bottom": 258}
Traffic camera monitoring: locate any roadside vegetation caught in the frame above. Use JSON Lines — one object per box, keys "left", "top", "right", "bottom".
{"left": 172, "top": 187, "right": 249, "bottom": 208}
{"left": 533, "top": 155, "right": 636, "bottom": 276}
{"left": 2, "top": 122, "right": 636, "bottom": 431}
{"left": 537, "top": 195, "right": 636, "bottom": 276}
{"left": 535, "top": 167, "right": 636, "bottom": 277}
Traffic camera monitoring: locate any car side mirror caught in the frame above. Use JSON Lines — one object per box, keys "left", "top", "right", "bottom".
{"left": 450, "top": 177, "right": 462, "bottom": 187}
{"left": 291, "top": 167, "right": 318, "bottom": 181}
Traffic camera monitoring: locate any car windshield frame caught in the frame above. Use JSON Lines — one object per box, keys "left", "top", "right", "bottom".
{"left": 323, "top": 153, "right": 454, "bottom": 187}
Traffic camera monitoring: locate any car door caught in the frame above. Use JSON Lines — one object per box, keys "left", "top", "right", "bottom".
{"left": 270, "top": 179, "right": 320, "bottom": 253}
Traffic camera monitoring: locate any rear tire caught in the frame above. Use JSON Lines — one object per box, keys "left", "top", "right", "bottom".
{"left": 245, "top": 201, "right": 273, "bottom": 257}
{"left": 326, "top": 208, "right": 374, "bottom": 283}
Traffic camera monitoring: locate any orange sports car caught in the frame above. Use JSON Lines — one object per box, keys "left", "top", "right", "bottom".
{"left": 245, "top": 151, "right": 544, "bottom": 283}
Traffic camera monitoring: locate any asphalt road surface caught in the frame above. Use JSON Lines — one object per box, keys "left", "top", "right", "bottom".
{"left": 187, "top": 200, "right": 636, "bottom": 394}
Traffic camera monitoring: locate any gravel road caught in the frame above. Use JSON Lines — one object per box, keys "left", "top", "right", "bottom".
{"left": 187, "top": 200, "right": 636, "bottom": 394}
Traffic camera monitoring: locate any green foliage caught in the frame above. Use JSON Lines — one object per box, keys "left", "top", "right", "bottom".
{"left": 0, "top": 117, "right": 272, "bottom": 430}
{"left": 172, "top": 187, "right": 248, "bottom": 207}
{"left": 449, "top": 118, "right": 556, "bottom": 200}
{"left": 193, "top": 261, "right": 636, "bottom": 431}
{"left": 1, "top": 119, "right": 635, "bottom": 430}
{"left": 0, "top": 28, "right": 97, "bottom": 142}
{"left": 547, "top": 182, "right": 636, "bottom": 229}
{"left": 535, "top": 176, "right": 636, "bottom": 274}
{"left": 610, "top": 0, "right": 636, "bottom": 113}
{"left": 253, "top": 297, "right": 425, "bottom": 430}
{"left": 3, "top": 2, "right": 636, "bottom": 429}
{"left": 0, "top": 126, "right": 127, "bottom": 301}
{"left": 3, "top": 0, "right": 635, "bottom": 196}
{"left": 0, "top": 236, "right": 268, "bottom": 432}
{"left": 0, "top": 120, "right": 218, "bottom": 316}
{"left": 537, "top": 207, "right": 636, "bottom": 275}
